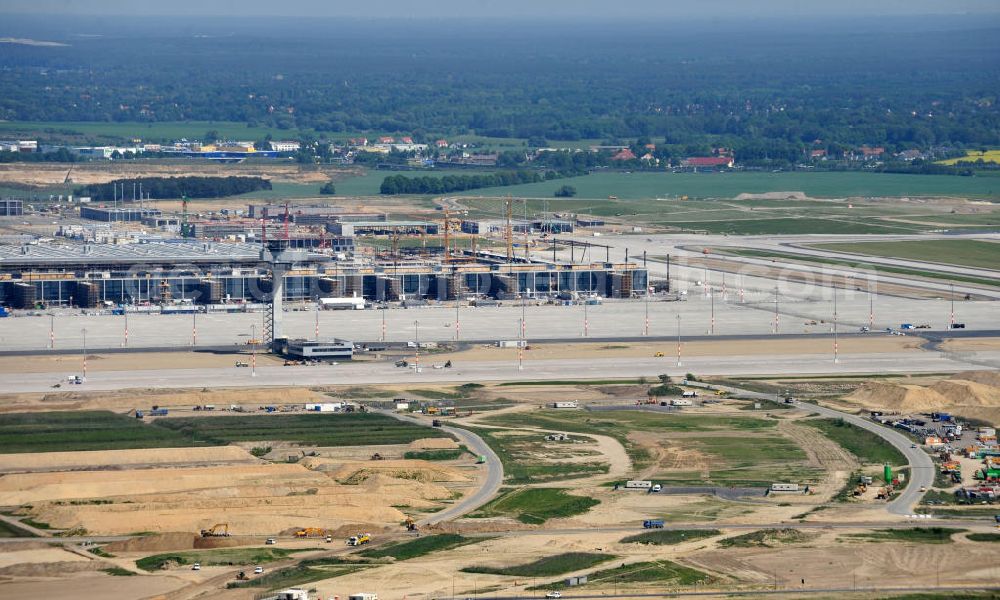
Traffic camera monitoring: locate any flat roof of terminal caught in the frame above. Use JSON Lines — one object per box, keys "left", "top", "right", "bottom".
{"left": 342, "top": 220, "right": 433, "bottom": 227}
{"left": 0, "top": 240, "right": 273, "bottom": 266}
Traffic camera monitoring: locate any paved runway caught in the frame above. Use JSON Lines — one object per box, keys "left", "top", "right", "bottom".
{"left": 4, "top": 347, "right": 996, "bottom": 393}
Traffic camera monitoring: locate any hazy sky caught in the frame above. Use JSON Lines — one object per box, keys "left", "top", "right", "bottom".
{"left": 3, "top": 0, "right": 999, "bottom": 19}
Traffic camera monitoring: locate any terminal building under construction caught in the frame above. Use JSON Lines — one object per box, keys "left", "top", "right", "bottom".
{"left": 0, "top": 241, "right": 648, "bottom": 309}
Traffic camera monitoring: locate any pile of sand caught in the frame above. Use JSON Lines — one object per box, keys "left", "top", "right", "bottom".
{"left": 846, "top": 370, "right": 1000, "bottom": 420}
{"left": 0, "top": 446, "right": 256, "bottom": 473}
{"left": 409, "top": 438, "right": 460, "bottom": 450}
{"left": 330, "top": 460, "right": 470, "bottom": 484}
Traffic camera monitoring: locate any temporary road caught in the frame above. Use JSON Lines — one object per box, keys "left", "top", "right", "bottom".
{"left": 378, "top": 410, "right": 503, "bottom": 525}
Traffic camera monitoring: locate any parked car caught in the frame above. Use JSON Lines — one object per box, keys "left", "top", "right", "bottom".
{"left": 254, "top": 566, "right": 264, "bottom": 574}
{"left": 192, "top": 563, "right": 201, "bottom": 571}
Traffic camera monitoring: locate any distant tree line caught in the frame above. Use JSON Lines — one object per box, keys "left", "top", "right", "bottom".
{"left": 380, "top": 170, "right": 575, "bottom": 195}
{"left": 0, "top": 149, "right": 77, "bottom": 163}
{"left": 74, "top": 176, "right": 271, "bottom": 200}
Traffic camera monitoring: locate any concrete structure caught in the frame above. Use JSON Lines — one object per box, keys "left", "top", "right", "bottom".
{"left": 279, "top": 338, "right": 353, "bottom": 360}
{"left": 327, "top": 220, "right": 439, "bottom": 236}
{"left": 80, "top": 206, "right": 161, "bottom": 222}
{"left": 460, "top": 219, "right": 529, "bottom": 234}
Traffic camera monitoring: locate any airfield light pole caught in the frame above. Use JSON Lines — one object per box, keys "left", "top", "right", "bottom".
{"left": 583, "top": 297, "right": 589, "bottom": 337}
{"left": 739, "top": 274, "right": 745, "bottom": 304}
{"left": 50, "top": 314, "right": 54, "bottom": 350}
{"left": 519, "top": 293, "right": 526, "bottom": 371}
{"left": 191, "top": 311, "right": 197, "bottom": 347}
{"left": 521, "top": 292, "right": 526, "bottom": 340}
{"left": 123, "top": 312, "right": 129, "bottom": 348}
{"left": 833, "top": 285, "right": 839, "bottom": 364}
{"left": 455, "top": 300, "right": 460, "bottom": 342}
{"left": 676, "top": 313, "right": 682, "bottom": 367}
{"left": 414, "top": 319, "right": 420, "bottom": 373}
{"left": 81, "top": 327, "right": 87, "bottom": 382}
{"left": 710, "top": 286, "right": 715, "bottom": 335}
{"left": 381, "top": 304, "right": 386, "bottom": 343}
{"left": 950, "top": 283, "right": 955, "bottom": 329}
{"left": 644, "top": 283, "right": 650, "bottom": 336}
{"left": 250, "top": 323, "right": 257, "bottom": 377}
{"left": 315, "top": 302, "right": 320, "bottom": 341}
{"left": 773, "top": 286, "right": 780, "bottom": 334}
{"left": 870, "top": 289, "right": 875, "bottom": 330}
{"left": 703, "top": 266, "right": 709, "bottom": 296}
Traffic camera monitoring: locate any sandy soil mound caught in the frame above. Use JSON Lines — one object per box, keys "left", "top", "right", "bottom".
{"left": 409, "top": 438, "right": 460, "bottom": 450}
{"left": 330, "top": 460, "right": 470, "bottom": 484}
{"left": 105, "top": 532, "right": 202, "bottom": 554}
{"left": 845, "top": 372, "right": 1000, "bottom": 422}
{"left": 0, "top": 561, "right": 102, "bottom": 577}
{"left": 847, "top": 381, "right": 947, "bottom": 411}
{"left": 0, "top": 446, "right": 256, "bottom": 473}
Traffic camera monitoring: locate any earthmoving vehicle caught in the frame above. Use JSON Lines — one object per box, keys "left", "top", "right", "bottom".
{"left": 295, "top": 527, "right": 325, "bottom": 538}
{"left": 200, "top": 523, "right": 230, "bottom": 537}
{"left": 347, "top": 533, "right": 372, "bottom": 546}
{"left": 404, "top": 518, "right": 418, "bottom": 532}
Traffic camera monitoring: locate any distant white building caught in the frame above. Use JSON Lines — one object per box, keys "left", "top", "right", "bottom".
{"left": 270, "top": 141, "right": 301, "bottom": 153}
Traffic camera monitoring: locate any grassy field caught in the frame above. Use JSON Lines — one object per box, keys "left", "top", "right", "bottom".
{"left": 459, "top": 171, "right": 1000, "bottom": 201}
{"left": 967, "top": 533, "right": 1000, "bottom": 542}
{"left": 0, "top": 411, "right": 214, "bottom": 454}
{"left": 653, "top": 435, "right": 821, "bottom": 488}
{"left": 152, "top": 413, "right": 451, "bottom": 447}
{"left": 803, "top": 418, "right": 907, "bottom": 466}
{"left": 937, "top": 150, "right": 1000, "bottom": 166}
{"left": 845, "top": 527, "right": 963, "bottom": 544}
{"left": 716, "top": 247, "right": 1000, "bottom": 289}
{"left": 462, "top": 552, "right": 612, "bottom": 577}
{"left": 668, "top": 217, "right": 916, "bottom": 235}
{"left": 620, "top": 529, "right": 720, "bottom": 545}
{"left": 358, "top": 534, "right": 481, "bottom": 560}
{"left": 534, "top": 560, "right": 712, "bottom": 590}
{"left": 402, "top": 449, "right": 466, "bottom": 461}
{"left": 136, "top": 547, "right": 310, "bottom": 571}
{"left": 469, "top": 488, "right": 600, "bottom": 524}
{"left": 461, "top": 426, "right": 609, "bottom": 484}
{"left": 718, "top": 529, "right": 814, "bottom": 548}
{"left": 811, "top": 240, "right": 1000, "bottom": 271}
{"left": 226, "top": 557, "right": 367, "bottom": 590}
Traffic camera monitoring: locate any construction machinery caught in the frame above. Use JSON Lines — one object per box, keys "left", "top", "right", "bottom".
{"left": 653, "top": 352, "right": 664, "bottom": 357}
{"left": 370, "top": 453, "right": 385, "bottom": 461}
{"left": 200, "top": 523, "right": 230, "bottom": 537}
{"left": 404, "top": 517, "right": 418, "bottom": 532}
{"left": 347, "top": 532, "right": 371, "bottom": 546}
{"left": 295, "top": 527, "right": 326, "bottom": 538}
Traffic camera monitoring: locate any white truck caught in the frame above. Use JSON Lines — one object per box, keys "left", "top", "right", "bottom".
{"left": 349, "top": 594, "right": 378, "bottom": 600}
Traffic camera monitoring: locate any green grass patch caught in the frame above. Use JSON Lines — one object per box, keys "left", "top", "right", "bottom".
{"left": 0, "top": 411, "right": 215, "bottom": 454}
{"left": 462, "top": 552, "right": 612, "bottom": 577}
{"left": 136, "top": 548, "right": 310, "bottom": 571}
{"left": 153, "top": 413, "right": 452, "bottom": 447}
{"left": 845, "top": 527, "right": 963, "bottom": 544}
{"left": 718, "top": 529, "right": 814, "bottom": 548}
{"left": 227, "top": 557, "right": 368, "bottom": 590}
{"left": 403, "top": 449, "right": 465, "bottom": 461}
{"left": 802, "top": 418, "right": 906, "bottom": 466}
{"left": 460, "top": 426, "right": 608, "bottom": 484}
{"left": 916, "top": 506, "right": 1000, "bottom": 518}
{"left": 672, "top": 217, "right": 913, "bottom": 235}
{"left": 0, "top": 519, "right": 37, "bottom": 537}
{"left": 357, "top": 534, "right": 481, "bottom": 560}
{"left": 620, "top": 529, "right": 720, "bottom": 545}
{"left": 812, "top": 239, "right": 1000, "bottom": 271}
{"left": 532, "top": 559, "right": 712, "bottom": 590}
{"left": 102, "top": 567, "right": 137, "bottom": 577}
{"left": 469, "top": 488, "right": 599, "bottom": 524}
{"left": 0, "top": 120, "right": 313, "bottom": 144}
{"left": 88, "top": 546, "right": 114, "bottom": 558}
{"left": 966, "top": 533, "right": 1000, "bottom": 542}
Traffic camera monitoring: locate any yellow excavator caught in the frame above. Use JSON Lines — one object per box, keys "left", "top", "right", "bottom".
{"left": 200, "top": 523, "right": 230, "bottom": 537}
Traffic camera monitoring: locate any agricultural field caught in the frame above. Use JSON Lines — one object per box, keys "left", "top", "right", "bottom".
{"left": 458, "top": 171, "right": 1000, "bottom": 201}
{"left": 937, "top": 150, "right": 1000, "bottom": 166}
{"left": 0, "top": 411, "right": 214, "bottom": 454}
{"left": 153, "top": 413, "right": 453, "bottom": 447}
{"left": 811, "top": 239, "right": 1000, "bottom": 271}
